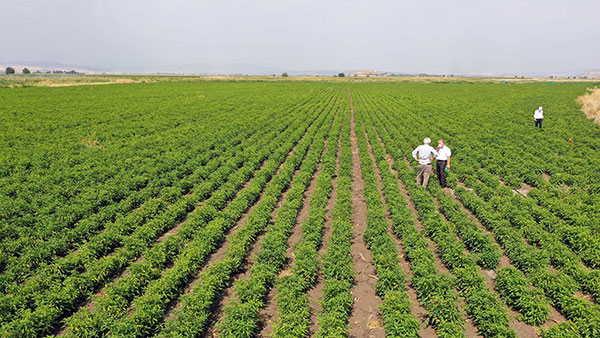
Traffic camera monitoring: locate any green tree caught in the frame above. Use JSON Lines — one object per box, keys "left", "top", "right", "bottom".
{"left": 23, "top": 68, "right": 31, "bottom": 74}
{"left": 281, "top": 72, "right": 288, "bottom": 77}
{"left": 5, "top": 67, "right": 15, "bottom": 74}
{"left": 338, "top": 72, "right": 345, "bottom": 77}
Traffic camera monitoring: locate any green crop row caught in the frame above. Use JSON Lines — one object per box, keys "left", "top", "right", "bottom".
{"left": 495, "top": 267, "right": 550, "bottom": 326}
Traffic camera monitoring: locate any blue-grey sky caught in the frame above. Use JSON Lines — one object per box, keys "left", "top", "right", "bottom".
{"left": 1, "top": 0, "right": 599, "bottom": 74}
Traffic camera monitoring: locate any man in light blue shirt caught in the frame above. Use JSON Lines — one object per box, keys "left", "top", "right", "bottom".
{"left": 412, "top": 138, "right": 438, "bottom": 187}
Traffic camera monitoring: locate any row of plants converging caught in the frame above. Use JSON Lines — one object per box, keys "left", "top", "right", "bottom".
{"left": 358, "top": 89, "right": 600, "bottom": 337}
{"left": 359, "top": 93, "right": 551, "bottom": 327}
{"left": 363, "top": 92, "right": 561, "bottom": 330}
{"left": 347, "top": 106, "right": 465, "bottom": 336}
{"left": 58, "top": 93, "right": 336, "bottom": 338}
{"left": 216, "top": 98, "right": 344, "bottom": 338}
{"left": 0, "top": 84, "right": 329, "bottom": 283}
{"left": 367, "top": 89, "right": 600, "bottom": 301}
{"left": 0, "top": 87, "right": 332, "bottom": 295}
{"left": 2, "top": 91, "right": 336, "bottom": 337}
{"left": 366, "top": 106, "right": 525, "bottom": 337}
{"left": 0, "top": 112, "right": 271, "bottom": 289}
{"left": 152, "top": 93, "right": 340, "bottom": 338}
{"left": 365, "top": 84, "right": 600, "bottom": 271}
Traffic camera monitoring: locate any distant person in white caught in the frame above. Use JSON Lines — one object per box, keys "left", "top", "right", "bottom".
{"left": 412, "top": 138, "right": 438, "bottom": 187}
{"left": 436, "top": 140, "right": 451, "bottom": 188}
{"left": 533, "top": 106, "right": 544, "bottom": 129}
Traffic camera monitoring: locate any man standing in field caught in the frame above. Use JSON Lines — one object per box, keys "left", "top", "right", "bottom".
{"left": 534, "top": 106, "right": 544, "bottom": 128}
{"left": 412, "top": 138, "right": 438, "bottom": 187}
{"left": 436, "top": 139, "right": 451, "bottom": 188}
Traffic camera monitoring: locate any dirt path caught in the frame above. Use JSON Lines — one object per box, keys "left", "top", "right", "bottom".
{"left": 348, "top": 93, "right": 385, "bottom": 338}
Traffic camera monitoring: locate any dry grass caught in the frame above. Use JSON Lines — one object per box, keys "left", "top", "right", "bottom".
{"left": 576, "top": 87, "right": 600, "bottom": 123}
{"left": 79, "top": 132, "right": 104, "bottom": 150}
{"left": 41, "top": 78, "right": 142, "bottom": 87}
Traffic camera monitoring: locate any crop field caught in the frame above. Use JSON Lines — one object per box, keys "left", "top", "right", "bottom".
{"left": 1, "top": 80, "right": 600, "bottom": 338}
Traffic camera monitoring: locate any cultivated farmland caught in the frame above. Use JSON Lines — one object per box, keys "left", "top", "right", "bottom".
{"left": 1, "top": 80, "right": 600, "bottom": 337}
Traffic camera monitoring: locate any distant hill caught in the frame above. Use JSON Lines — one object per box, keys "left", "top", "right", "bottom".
{"left": 0, "top": 61, "right": 111, "bottom": 74}
{"left": 582, "top": 70, "right": 600, "bottom": 79}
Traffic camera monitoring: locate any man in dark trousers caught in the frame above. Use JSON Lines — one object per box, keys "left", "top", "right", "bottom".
{"left": 436, "top": 139, "right": 451, "bottom": 188}
{"left": 533, "top": 106, "right": 544, "bottom": 128}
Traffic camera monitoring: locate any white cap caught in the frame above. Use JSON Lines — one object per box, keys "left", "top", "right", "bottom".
{"left": 424, "top": 137, "right": 431, "bottom": 145}
{"left": 539, "top": 106, "right": 543, "bottom": 110}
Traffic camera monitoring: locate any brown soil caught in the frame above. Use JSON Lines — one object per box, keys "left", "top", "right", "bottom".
{"left": 348, "top": 93, "right": 385, "bottom": 338}
{"left": 541, "top": 305, "right": 567, "bottom": 329}
{"left": 515, "top": 183, "right": 533, "bottom": 197}
{"left": 258, "top": 286, "right": 280, "bottom": 336}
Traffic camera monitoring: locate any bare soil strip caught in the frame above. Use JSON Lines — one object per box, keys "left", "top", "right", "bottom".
{"left": 348, "top": 93, "right": 385, "bottom": 338}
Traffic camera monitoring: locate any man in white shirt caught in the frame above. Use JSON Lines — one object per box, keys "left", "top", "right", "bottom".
{"left": 436, "top": 140, "right": 451, "bottom": 188}
{"left": 412, "top": 138, "right": 438, "bottom": 187}
{"left": 533, "top": 106, "right": 544, "bottom": 129}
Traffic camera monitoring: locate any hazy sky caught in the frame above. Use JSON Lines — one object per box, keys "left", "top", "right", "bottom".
{"left": 2, "top": 0, "right": 599, "bottom": 74}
